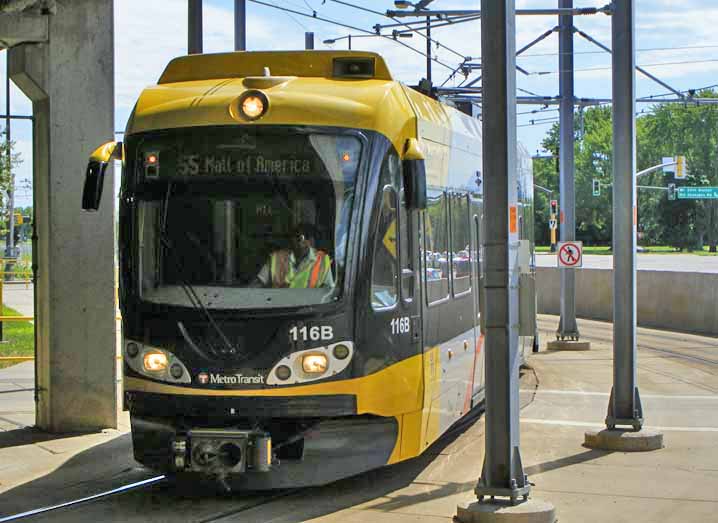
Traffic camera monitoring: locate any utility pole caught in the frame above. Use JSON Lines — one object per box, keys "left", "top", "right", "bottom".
{"left": 188, "top": 0, "right": 203, "bottom": 54}
{"left": 425, "top": 17, "right": 432, "bottom": 88}
{"left": 556, "top": 0, "right": 581, "bottom": 343}
{"left": 235, "top": 0, "right": 246, "bottom": 51}
{"left": 5, "top": 60, "right": 14, "bottom": 264}
{"left": 456, "top": 0, "right": 554, "bottom": 521}
{"left": 584, "top": 0, "right": 662, "bottom": 452}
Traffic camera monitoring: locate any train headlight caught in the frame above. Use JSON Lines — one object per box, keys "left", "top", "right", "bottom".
{"left": 302, "top": 354, "right": 328, "bottom": 374}
{"left": 239, "top": 91, "right": 268, "bottom": 121}
{"left": 143, "top": 351, "right": 168, "bottom": 372}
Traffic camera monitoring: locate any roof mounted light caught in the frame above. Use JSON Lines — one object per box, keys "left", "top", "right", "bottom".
{"left": 238, "top": 90, "right": 268, "bottom": 121}
{"left": 333, "top": 58, "right": 375, "bottom": 79}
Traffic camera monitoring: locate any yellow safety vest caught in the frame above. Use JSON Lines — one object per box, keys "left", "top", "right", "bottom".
{"left": 270, "top": 249, "right": 330, "bottom": 288}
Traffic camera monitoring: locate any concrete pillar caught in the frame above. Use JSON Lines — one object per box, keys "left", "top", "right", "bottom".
{"left": 7, "top": 0, "right": 117, "bottom": 432}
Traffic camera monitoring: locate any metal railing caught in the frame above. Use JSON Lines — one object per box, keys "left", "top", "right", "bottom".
{"left": 0, "top": 261, "right": 123, "bottom": 365}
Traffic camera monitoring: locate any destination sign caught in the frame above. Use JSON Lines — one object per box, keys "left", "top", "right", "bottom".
{"left": 176, "top": 153, "right": 313, "bottom": 177}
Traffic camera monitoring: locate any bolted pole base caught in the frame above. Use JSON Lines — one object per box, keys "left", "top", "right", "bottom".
{"left": 456, "top": 499, "right": 556, "bottom": 523}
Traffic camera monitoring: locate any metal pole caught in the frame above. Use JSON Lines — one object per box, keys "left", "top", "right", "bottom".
{"left": 607, "top": 0, "right": 643, "bottom": 431}
{"left": 5, "top": 60, "right": 14, "bottom": 266}
{"left": 305, "top": 32, "right": 315, "bottom": 50}
{"left": 425, "top": 17, "right": 432, "bottom": 87}
{"left": 348, "top": 34, "right": 351, "bottom": 50}
{"left": 474, "top": 0, "right": 529, "bottom": 504}
{"left": 235, "top": 0, "right": 246, "bottom": 51}
{"left": 188, "top": 0, "right": 203, "bottom": 54}
{"left": 557, "top": 0, "right": 579, "bottom": 340}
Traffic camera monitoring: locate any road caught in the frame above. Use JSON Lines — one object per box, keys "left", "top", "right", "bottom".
{"left": 536, "top": 252, "right": 718, "bottom": 273}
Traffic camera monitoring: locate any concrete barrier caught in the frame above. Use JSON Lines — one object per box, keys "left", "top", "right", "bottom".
{"left": 536, "top": 267, "right": 718, "bottom": 337}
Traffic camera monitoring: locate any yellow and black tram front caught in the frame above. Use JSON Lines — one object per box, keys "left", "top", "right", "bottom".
{"left": 117, "top": 122, "right": 426, "bottom": 488}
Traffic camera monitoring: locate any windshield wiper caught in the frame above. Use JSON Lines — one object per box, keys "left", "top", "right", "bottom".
{"left": 159, "top": 182, "right": 244, "bottom": 361}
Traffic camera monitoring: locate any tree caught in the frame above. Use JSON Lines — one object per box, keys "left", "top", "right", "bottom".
{"left": 0, "top": 128, "right": 23, "bottom": 238}
{"left": 532, "top": 92, "right": 718, "bottom": 251}
{"left": 534, "top": 106, "right": 614, "bottom": 246}
{"left": 640, "top": 91, "right": 718, "bottom": 251}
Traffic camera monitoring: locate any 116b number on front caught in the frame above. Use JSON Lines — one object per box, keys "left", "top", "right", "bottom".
{"left": 289, "top": 325, "right": 334, "bottom": 342}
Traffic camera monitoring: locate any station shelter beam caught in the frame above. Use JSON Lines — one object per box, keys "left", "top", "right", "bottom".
{"left": 607, "top": 0, "right": 642, "bottom": 430}
{"left": 473, "top": 0, "right": 527, "bottom": 504}
{"left": 557, "top": 0, "right": 579, "bottom": 340}
{"left": 456, "top": 2, "right": 556, "bottom": 519}
{"left": 7, "top": 0, "right": 117, "bottom": 432}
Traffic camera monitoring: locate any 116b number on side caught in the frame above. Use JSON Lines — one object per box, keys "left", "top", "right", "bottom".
{"left": 391, "top": 317, "right": 410, "bottom": 335}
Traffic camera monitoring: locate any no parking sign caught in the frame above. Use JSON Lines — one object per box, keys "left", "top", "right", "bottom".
{"left": 557, "top": 241, "right": 582, "bottom": 268}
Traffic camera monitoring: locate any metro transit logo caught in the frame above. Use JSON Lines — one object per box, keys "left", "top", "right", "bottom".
{"left": 195, "top": 371, "right": 264, "bottom": 385}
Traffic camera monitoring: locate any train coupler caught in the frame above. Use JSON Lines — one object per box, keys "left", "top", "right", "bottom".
{"left": 172, "top": 429, "right": 272, "bottom": 475}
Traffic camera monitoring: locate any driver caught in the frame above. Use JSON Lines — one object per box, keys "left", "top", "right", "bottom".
{"left": 254, "top": 224, "right": 334, "bottom": 289}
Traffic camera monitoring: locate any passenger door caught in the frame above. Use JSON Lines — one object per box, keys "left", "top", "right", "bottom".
{"left": 362, "top": 150, "right": 421, "bottom": 387}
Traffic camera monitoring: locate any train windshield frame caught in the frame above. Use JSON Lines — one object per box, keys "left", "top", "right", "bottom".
{"left": 128, "top": 126, "right": 366, "bottom": 311}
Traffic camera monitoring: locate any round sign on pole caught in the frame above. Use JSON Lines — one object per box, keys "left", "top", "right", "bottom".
{"left": 557, "top": 241, "right": 582, "bottom": 268}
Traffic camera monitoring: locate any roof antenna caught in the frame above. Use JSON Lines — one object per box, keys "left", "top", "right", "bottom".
{"left": 263, "top": 67, "right": 271, "bottom": 77}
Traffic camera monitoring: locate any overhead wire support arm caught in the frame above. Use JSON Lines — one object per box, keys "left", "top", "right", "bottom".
{"left": 574, "top": 27, "right": 685, "bottom": 99}
{"left": 458, "top": 28, "right": 556, "bottom": 89}
{"left": 391, "top": 16, "right": 481, "bottom": 35}
{"left": 326, "top": 0, "right": 467, "bottom": 62}
{"left": 375, "top": 14, "right": 480, "bottom": 31}
{"left": 517, "top": 27, "right": 559, "bottom": 56}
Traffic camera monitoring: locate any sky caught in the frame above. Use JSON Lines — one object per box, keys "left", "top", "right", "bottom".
{"left": 3, "top": 0, "right": 718, "bottom": 207}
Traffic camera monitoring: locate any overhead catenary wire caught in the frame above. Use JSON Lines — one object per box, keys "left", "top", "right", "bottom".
{"left": 519, "top": 44, "right": 718, "bottom": 58}
{"left": 325, "top": 0, "right": 470, "bottom": 62}
{"left": 248, "top": 0, "right": 456, "bottom": 71}
{"left": 532, "top": 57, "right": 718, "bottom": 76}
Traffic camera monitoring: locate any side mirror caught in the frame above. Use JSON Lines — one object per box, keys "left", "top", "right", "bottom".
{"left": 82, "top": 141, "right": 122, "bottom": 211}
{"left": 402, "top": 138, "right": 427, "bottom": 210}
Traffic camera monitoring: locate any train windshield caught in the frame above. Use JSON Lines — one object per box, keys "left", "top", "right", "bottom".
{"left": 134, "top": 128, "right": 362, "bottom": 309}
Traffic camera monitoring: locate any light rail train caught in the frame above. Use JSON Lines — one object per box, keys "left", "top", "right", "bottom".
{"left": 82, "top": 51, "right": 537, "bottom": 489}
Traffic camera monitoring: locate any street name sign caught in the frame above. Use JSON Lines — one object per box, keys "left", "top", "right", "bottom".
{"left": 677, "top": 186, "right": 718, "bottom": 199}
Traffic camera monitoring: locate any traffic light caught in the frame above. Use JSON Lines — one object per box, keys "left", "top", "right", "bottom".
{"left": 550, "top": 199, "right": 558, "bottom": 215}
{"left": 667, "top": 183, "right": 676, "bottom": 201}
{"left": 675, "top": 155, "right": 687, "bottom": 179}
{"left": 592, "top": 179, "right": 600, "bottom": 197}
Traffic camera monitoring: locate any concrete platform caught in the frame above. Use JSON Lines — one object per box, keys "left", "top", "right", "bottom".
{"left": 584, "top": 428, "right": 664, "bottom": 452}
{"left": 456, "top": 499, "right": 556, "bottom": 523}
{"left": 546, "top": 339, "right": 591, "bottom": 351}
{"left": 0, "top": 314, "right": 717, "bottom": 522}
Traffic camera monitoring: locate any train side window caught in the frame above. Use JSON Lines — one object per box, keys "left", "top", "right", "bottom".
{"left": 450, "top": 192, "right": 472, "bottom": 296}
{"left": 371, "top": 154, "right": 399, "bottom": 310}
{"left": 424, "top": 189, "right": 449, "bottom": 305}
{"left": 399, "top": 189, "right": 414, "bottom": 302}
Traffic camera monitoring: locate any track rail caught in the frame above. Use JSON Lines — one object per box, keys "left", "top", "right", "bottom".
{"left": 0, "top": 475, "right": 301, "bottom": 523}
{"left": 0, "top": 476, "right": 166, "bottom": 522}
{"left": 641, "top": 345, "right": 718, "bottom": 367}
